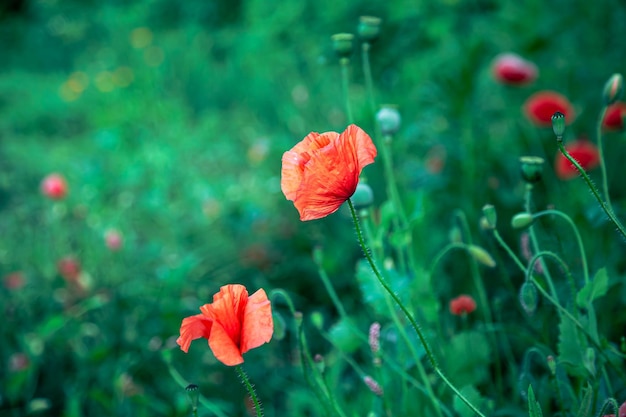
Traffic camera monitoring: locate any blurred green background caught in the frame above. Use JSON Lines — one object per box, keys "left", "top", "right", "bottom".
{"left": 2, "top": 0, "right": 626, "bottom": 416}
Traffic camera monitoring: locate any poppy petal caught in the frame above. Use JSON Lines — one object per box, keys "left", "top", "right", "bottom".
{"left": 342, "top": 124, "right": 377, "bottom": 169}
{"left": 208, "top": 321, "right": 245, "bottom": 366}
{"left": 177, "top": 314, "right": 213, "bottom": 353}
{"left": 241, "top": 288, "right": 273, "bottom": 354}
{"left": 200, "top": 284, "right": 248, "bottom": 348}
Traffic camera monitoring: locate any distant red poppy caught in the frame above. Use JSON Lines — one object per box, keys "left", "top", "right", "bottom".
{"left": 555, "top": 139, "right": 600, "bottom": 180}
{"left": 491, "top": 53, "right": 538, "bottom": 85}
{"left": 40, "top": 173, "right": 68, "bottom": 199}
{"left": 524, "top": 91, "right": 575, "bottom": 127}
{"left": 3, "top": 271, "right": 26, "bottom": 290}
{"left": 281, "top": 124, "right": 377, "bottom": 221}
{"left": 177, "top": 284, "right": 273, "bottom": 366}
{"left": 57, "top": 256, "right": 81, "bottom": 282}
{"left": 603, "top": 102, "right": 626, "bottom": 131}
{"left": 104, "top": 229, "right": 124, "bottom": 251}
{"left": 449, "top": 295, "right": 476, "bottom": 315}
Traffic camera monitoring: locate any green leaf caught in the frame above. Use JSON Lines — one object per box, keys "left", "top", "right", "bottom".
{"left": 355, "top": 259, "right": 411, "bottom": 318}
{"left": 452, "top": 385, "right": 493, "bottom": 417}
{"left": 557, "top": 312, "right": 589, "bottom": 378}
{"left": 527, "top": 385, "right": 543, "bottom": 417}
{"left": 576, "top": 268, "right": 608, "bottom": 308}
{"left": 574, "top": 383, "right": 593, "bottom": 417}
{"left": 443, "top": 330, "right": 492, "bottom": 386}
{"left": 327, "top": 318, "right": 361, "bottom": 354}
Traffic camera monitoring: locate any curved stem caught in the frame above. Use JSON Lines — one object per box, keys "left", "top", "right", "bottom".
{"left": 361, "top": 42, "right": 377, "bottom": 117}
{"left": 491, "top": 229, "right": 526, "bottom": 273}
{"left": 235, "top": 366, "right": 263, "bottom": 417}
{"left": 525, "top": 250, "right": 571, "bottom": 306}
{"left": 340, "top": 57, "right": 353, "bottom": 124}
{"left": 556, "top": 141, "right": 626, "bottom": 240}
{"left": 347, "top": 199, "right": 486, "bottom": 417}
{"left": 532, "top": 209, "right": 589, "bottom": 285}
{"left": 596, "top": 106, "right": 613, "bottom": 214}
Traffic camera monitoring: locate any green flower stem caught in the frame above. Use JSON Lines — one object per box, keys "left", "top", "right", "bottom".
{"left": 314, "top": 253, "right": 349, "bottom": 319}
{"left": 596, "top": 106, "right": 613, "bottom": 214}
{"left": 348, "top": 199, "right": 486, "bottom": 417}
{"left": 235, "top": 366, "right": 263, "bottom": 417}
{"left": 361, "top": 42, "right": 377, "bottom": 117}
{"left": 533, "top": 209, "right": 589, "bottom": 284}
{"left": 525, "top": 251, "right": 568, "bottom": 307}
{"left": 524, "top": 184, "right": 556, "bottom": 293}
{"left": 454, "top": 211, "right": 503, "bottom": 397}
{"left": 491, "top": 229, "right": 526, "bottom": 273}
{"left": 556, "top": 141, "right": 626, "bottom": 240}
{"left": 340, "top": 57, "right": 354, "bottom": 124}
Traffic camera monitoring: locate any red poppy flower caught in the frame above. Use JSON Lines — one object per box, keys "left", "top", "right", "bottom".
{"left": 603, "top": 102, "right": 626, "bottom": 131}
{"left": 177, "top": 284, "right": 273, "bottom": 366}
{"left": 449, "top": 295, "right": 477, "bottom": 315}
{"left": 554, "top": 139, "right": 600, "bottom": 180}
{"left": 491, "top": 53, "right": 538, "bottom": 85}
{"left": 41, "top": 173, "right": 68, "bottom": 199}
{"left": 281, "top": 124, "right": 377, "bottom": 221}
{"left": 524, "top": 91, "right": 575, "bottom": 127}
{"left": 57, "top": 256, "right": 81, "bottom": 282}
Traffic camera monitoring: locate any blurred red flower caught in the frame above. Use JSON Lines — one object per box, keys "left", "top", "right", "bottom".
{"left": 449, "top": 295, "right": 477, "bottom": 315}
{"left": 281, "top": 124, "right": 377, "bottom": 221}
{"left": 40, "top": 173, "right": 68, "bottom": 200}
{"left": 177, "top": 284, "right": 273, "bottom": 366}
{"left": 524, "top": 91, "right": 575, "bottom": 127}
{"left": 104, "top": 229, "right": 124, "bottom": 251}
{"left": 603, "top": 102, "right": 626, "bottom": 131}
{"left": 57, "top": 256, "right": 81, "bottom": 282}
{"left": 554, "top": 139, "right": 600, "bottom": 180}
{"left": 491, "top": 53, "right": 538, "bottom": 85}
{"left": 3, "top": 271, "right": 26, "bottom": 290}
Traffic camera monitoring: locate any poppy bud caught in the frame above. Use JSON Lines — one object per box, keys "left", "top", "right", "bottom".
{"left": 482, "top": 204, "right": 497, "bottom": 229}
{"left": 376, "top": 105, "right": 401, "bottom": 135}
{"left": 185, "top": 384, "right": 199, "bottom": 410}
{"left": 551, "top": 111, "right": 566, "bottom": 140}
{"left": 519, "top": 156, "right": 545, "bottom": 184}
{"left": 511, "top": 212, "right": 534, "bottom": 229}
{"left": 519, "top": 281, "right": 538, "bottom": 315}
{"left": 358, "top": 16, "right": 382, "bottom": 43}
{"left": 467, "top": 245, "right": 496, "bottom": 268}
{"left": 546, "top": 355, "right": 556, "bottom": 375}
{"left": 331, "top": 33, "right": 354, "bottom": 59}
{"left": 310, "top": 311, "right": 324, "bottom": 330}
{"left": 603, "top": 73, "right": 623, "bottom": 105}
{"left": 351, "top": 183, "right": 374, "bottom": 209}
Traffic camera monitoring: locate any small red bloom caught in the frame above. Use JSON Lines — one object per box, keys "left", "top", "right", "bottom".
{"left": 603, "top": 102, "right": 626, "bottom": 131}
{"left": 281, "top": 124, "right": 377, "bottom": 221}
{"left": 491, "top": 53, "right": 538, "bottom": 85}
{"left": 57, "top": 256, "right": 81, "bottom": 282}
{"left": 177, "top": 284, "right": 273, "bottom": 366}
{"left": 554, "top": 139, "right": 600, "bottom": 180}
{"left": 40, "top": 173, "right": 68, "bottom": 199}
{"left": 449, "top": 295, "right": 477, "bottom": 315}
{"left": 524, "top": 91, "right": 575, "bottom": 127}
{"left": 104, "top": 229, "right": 124, "bottom": 251}
{"left": 3, "top": 271, "right": 26, "bottom": 290}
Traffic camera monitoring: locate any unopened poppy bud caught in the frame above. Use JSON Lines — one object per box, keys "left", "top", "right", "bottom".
{"left": 482, "top": 204, "right": 497, "bottom": 229}
{"left": 511, "top": 212, "right": 534, "bottom": 229}
{"left": 314, "top": 354, "right": 325, "bottom": 373}
{"left": 603, "top": 73, "right": 623, "bottom": 105}
{"left": 376, "top": 105, "right": 401, "bottom": 135}
{"left": 351, "top": 183, "right": 374, "bottom": 209}
{"left": 310, "top": 311, "right": 324, "bottom": 329}
{"left": 449, "top": 226, "right": 462, "bottom": 243}
{"left": 358, "top": 16, "right": 382, "bottom": 43}
{"left": 519, "top": 281, "right": 538, "bottom": 315}
{"left": 519, "top": 156, "right": 545, "bottom": 184}
{"left": 331, "top": 33, "right": 354, "bottom": 59}
{"left": 312, "top": 246, "right": 324, "bottom": 265}
{"left": 546, "top": 355, "right": 556, "bottom": 375}
{"left": 185, "top": 384, "right": 199, "bottom": 410}
{"left": 551, "top": 111, "right": 566, "bottom": 140}
{"left": 468, "top": 245, "right": 496, "bottom": 268}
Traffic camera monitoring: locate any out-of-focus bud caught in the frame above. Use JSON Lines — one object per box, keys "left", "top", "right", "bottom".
{"left": 331, "top": 33, "right": 354, "bottom": 59}
{"left": 546, "top": 355, "right": 556, "bottom": 375}
{"left": 551, "top": 111, "right": 566, "bottom": 140}
{"left": 358, "top": 16, "right": 382, "bottom": 43}
{"left": 519, "top": 281, "right": 538, "bottom": 315}
{"left": 519, "top": 156, "right": 545, "bottom": 184}
{"left": 511, "top": 212, "right": 534, "bottom": 229}
{"left": 376, "top": 105, "right": 401, "bottom": 135}
{"left": 351, "top": 183, "right": 374, "bottom": 209}
{"left": 482, "top": 204, "right": 497, "bottom": 229}
{"left": 310, "top": 311, "right": 324, "bottom": 330}
{"left": 603, "top": 73, "right": 623, "bottom": 106}
{"left": 467, "top": 245, "right": 496, "bottom": 268}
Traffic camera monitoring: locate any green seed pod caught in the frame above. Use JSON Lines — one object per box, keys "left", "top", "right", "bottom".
{"left": 511, "top": 212, "right": 534, "bottom": 229}
{"left": 358, "top": 16, "right": 382, "bottom": 43}
{"left": 519, "top": 281, "right": 538, "bottom": 315}
{"left": 310, "top": 311, "right": 324, "bottom": 330}
{"left": 519, "top": 156, "right": 545, "bottom": 184}
{"left": 482, "top": 204, "right": 497, "bottom": 229}
{"left": 331, "top": 33, "right": 354, "bottom": 59}
{"left": 351, "top": 183, "right": 374, "bottom": 210}
{"left": 467, "top": 245, "right": 496, "bottom": 268}
{"left": 376, "top": 105, "right": 401, "bottom": 135}
{"left": 602, "top": 73, "right": 623, "bottom": 105}
{"left": 551, "top": 111, "right": 566, "bottom": 139}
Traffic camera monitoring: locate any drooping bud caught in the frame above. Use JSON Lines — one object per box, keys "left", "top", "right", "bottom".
{"left": 376, "top": 105, "right": 401, "bottom": 135}
{"left": 467, "top": 245, "right": 496, "bottom": 268}
{"left": 511, "top": 212, "right": 534, "bottom": 229}
{"left": 519, "top": 156, "right": 545, "bottom": 184}
{"left": 358, "top": 16, "right": 382, "bottom": 43}
{"left": 351, "top": 183, "right": 374, "bottom": 209}
{"left": 331, "top": 33, "right": 354, "bottom": 59}
{"left": 519, "top": 281, "right": 538, "bottom": 315}
{"left": 603, "top": 73, "right": 623, "bottom": 105}
{"left": 551, "top": 111, "right": 566, "bottom": 140}
{"left": 482, "top": 204, "right": 497, "bottom": 229}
